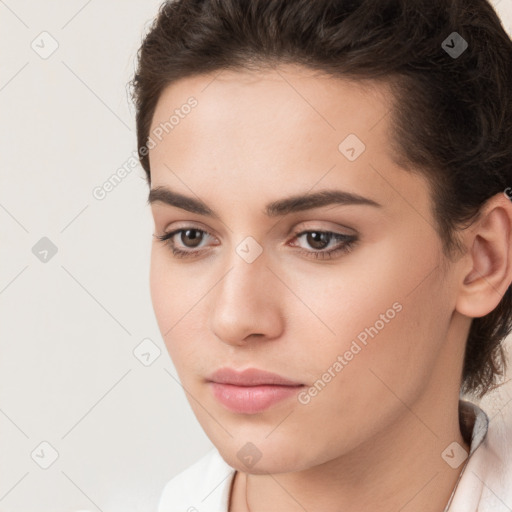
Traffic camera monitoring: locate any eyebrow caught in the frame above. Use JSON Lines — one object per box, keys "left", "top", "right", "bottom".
{"left": 147, "top": 186, "right": 382, "bottom": 219}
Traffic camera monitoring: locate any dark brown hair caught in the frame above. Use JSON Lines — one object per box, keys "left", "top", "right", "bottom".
{"left": 130, "top": 0, "right": 512, "bottom": 399}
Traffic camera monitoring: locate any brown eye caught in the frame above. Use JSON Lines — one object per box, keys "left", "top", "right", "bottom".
{"left": 304, "top": 231, "right": 332, "bottom": 250}
{"left": 179, "top": 229, "right": 204, "bottom": 248}
{"left": 290, "top": 230, "right": 358, "bottom": 260}
{"left": 153, "top": 227, "right": 214, "bottom": 259}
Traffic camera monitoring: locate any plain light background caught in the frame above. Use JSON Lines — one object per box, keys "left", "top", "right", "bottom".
{"left": 1, "top": 1, "right": 512, "bottom": 511}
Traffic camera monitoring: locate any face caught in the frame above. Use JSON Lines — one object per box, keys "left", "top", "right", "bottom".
{"left": 148, "top": 64, "right": 463, "bottom": 474}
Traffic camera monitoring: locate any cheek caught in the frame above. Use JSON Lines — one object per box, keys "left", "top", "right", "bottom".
{"left": 149, "top": 248, "right": 169, "bottom": 328}
{"left": 149, "top": 248, "right": 209, "bottom": 370}
{"left": 287, "top": 235, "right": 447, "bottom": 394}
{"left": 286, "top": 271, "right": 449, "bottom": 458}
{"left": 279, "top": 249, "right": 402, "bottom": 350}
{"left": 149, "top": 249, "right": 183, "bottom": 355}
{"left": 149, "top": 247, "right": 194, "bottom": 325}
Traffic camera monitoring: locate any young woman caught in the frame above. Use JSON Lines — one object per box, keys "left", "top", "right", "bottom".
{"left": 130, "top": 0, "right": 512, "bottom": 510}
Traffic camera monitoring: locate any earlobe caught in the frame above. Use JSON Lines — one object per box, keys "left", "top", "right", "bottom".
{"left": 456, "top": 193, "right": 512, "bottom": 319}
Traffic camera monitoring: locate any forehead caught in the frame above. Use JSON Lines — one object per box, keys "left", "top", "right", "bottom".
{"left": 150, "top": 64, "right": 393, "bottom": 143}
{"left": 148, "top": 64, "right": 432, "bottom": 219}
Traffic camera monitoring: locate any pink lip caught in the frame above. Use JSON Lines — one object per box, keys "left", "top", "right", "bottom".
{"left": 206, "top": 367, "right": 304, "bottom": 414}
{"left": 207, "top": 367, "right": 303, "bottom": 386}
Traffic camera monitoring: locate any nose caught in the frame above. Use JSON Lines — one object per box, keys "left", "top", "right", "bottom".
{"left": 210, "top": 249, "right": 284, "bottom": 346}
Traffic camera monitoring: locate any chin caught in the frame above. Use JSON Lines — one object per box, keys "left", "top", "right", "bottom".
{"left": 217, "top": 440, "right": 314, "bottom": 475}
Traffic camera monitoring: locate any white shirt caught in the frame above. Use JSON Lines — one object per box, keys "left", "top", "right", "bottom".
{"left": 158, "top": 399, "right": 512, "bottom": 512}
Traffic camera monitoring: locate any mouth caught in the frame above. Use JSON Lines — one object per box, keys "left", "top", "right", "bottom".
{"left": 206, "top": 367, "right": 305, "bottom": 414}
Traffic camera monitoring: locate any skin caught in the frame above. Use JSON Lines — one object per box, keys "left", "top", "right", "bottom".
{"left": 147, "top": 64, "right": 512, "bottom": 512}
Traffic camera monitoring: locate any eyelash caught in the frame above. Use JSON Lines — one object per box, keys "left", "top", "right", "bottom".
{"left": 153, "top": 227, "right": 358, "bottom": 260}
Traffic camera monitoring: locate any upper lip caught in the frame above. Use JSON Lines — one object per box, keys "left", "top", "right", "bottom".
{"left": 207, "top": 367, "right": 304, "bottom": 387}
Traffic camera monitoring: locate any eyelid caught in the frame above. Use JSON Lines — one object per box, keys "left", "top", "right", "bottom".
{"left": 160, "top": 220, "right": 356, "bottom": 243}
{"left": 292, "top": 220, "right": 357, "bottom": 236}
{"left": 160, "top": 220, "right": 218, "bottom": 237}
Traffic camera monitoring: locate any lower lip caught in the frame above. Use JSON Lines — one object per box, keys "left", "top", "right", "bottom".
{"left": 208, "top": 382, "right": 304, "bottom": 414}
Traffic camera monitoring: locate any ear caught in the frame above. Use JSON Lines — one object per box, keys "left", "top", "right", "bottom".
{"left": 455, "top": 192, "right": 512, "bottom": 318}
